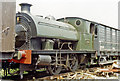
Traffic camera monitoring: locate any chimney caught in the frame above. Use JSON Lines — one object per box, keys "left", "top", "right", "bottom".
{"left": 19, "top": 3, "right": 32, "bottom": 13}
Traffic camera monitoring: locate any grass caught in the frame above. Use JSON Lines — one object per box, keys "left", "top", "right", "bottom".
{"left": 0, "top": 68, "right": 46, "bottom": 77}
{"left": 0, "top": 69, "right": 4, "bottom": 77}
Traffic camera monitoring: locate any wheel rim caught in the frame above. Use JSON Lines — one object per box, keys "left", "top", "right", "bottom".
{"left": 68, "top": 54, "right": 78, "bottom": 72}
{"left": 47, "top": 65, "right": 62, "bottom": 75}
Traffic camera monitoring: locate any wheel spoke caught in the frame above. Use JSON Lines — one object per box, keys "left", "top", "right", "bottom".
{"left": 47, "top": 65, "right": 62, "bottom": 75}
{"left": 68, "top": 54, "right": 78, "bottom": 72}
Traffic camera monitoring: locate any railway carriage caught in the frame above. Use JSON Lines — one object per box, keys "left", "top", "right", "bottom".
{"left": 0, "top": 2, "right": 120, "bottom": 78}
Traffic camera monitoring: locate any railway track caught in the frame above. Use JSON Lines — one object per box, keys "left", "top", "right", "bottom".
{"left": 2, "top": 60, "right": 120, "bottom": 80}
{"left": 29, "top": 60, "right": 120, "bottom": 80}
{"left": 40, "top": 68, "right": 119, "bottom": 79}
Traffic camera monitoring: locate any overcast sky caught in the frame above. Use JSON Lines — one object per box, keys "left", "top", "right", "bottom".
{"left": 16, "top": 0, "right": 119, "bottom": 28}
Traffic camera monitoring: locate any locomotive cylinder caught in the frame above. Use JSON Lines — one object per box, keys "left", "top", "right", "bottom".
{"left": 36, "top": 55, "right": 52, "bottom": 65}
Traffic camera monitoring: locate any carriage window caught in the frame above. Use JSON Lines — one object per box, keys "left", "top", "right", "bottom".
{"left": 90, "top": 23, "right": 94, "bottom": 34}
